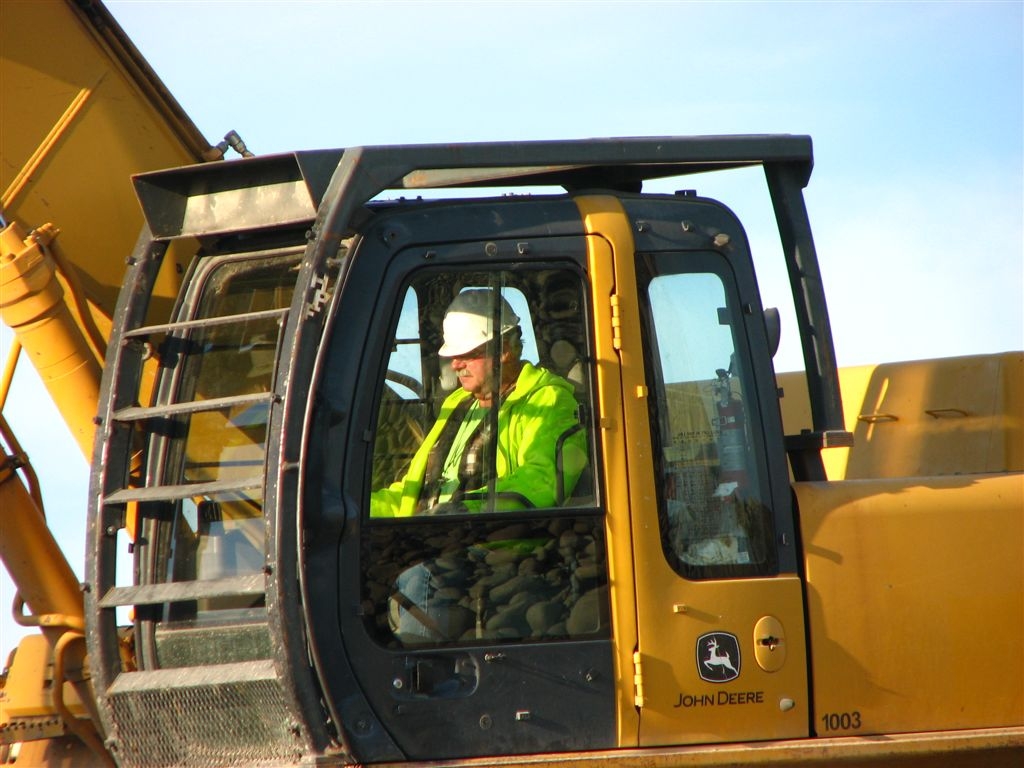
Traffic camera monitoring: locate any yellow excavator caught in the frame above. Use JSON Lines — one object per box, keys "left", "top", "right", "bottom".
{"left": 2, "top": 2, "right": 1021, "bottom": 766}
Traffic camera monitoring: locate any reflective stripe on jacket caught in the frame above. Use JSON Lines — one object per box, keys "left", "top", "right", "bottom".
{"left": 370, "top": 362, "right": 586, "bottom": 517}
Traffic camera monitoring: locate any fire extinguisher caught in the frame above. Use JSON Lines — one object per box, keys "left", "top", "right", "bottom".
{"left": 714, "top": 366, "right": 748, "bottom": 493}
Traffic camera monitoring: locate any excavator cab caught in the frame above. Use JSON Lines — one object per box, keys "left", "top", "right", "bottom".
{"left": 83, "top": 137, "right": 847, "bottom": 765}
{"left": 4, "top": 5, "right": 1020, "bottom": 764}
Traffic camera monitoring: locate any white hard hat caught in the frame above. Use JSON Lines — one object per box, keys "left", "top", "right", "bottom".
{"left": 438, "top": 289, "right": 520, "bottom": 357}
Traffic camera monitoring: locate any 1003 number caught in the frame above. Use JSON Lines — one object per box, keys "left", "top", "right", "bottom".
{"left": 821, "top": 711, "right": 861, "bottom": 732}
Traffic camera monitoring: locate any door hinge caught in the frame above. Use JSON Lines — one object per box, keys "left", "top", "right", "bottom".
{"left": 610, "top": 293, "right": 622, "bottom": 351}
{"left": 633, "top": 650, "right": 645, "bottom": 708}
{"left": 306, "top": 272, "right": 332, "bottom": 317}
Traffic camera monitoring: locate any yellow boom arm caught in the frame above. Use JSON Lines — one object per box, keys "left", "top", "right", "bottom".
{"left": 1, "top": 0, "right": 212, "bottom": 758}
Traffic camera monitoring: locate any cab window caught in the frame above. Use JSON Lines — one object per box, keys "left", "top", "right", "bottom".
{"left": 360, "top": 266, "right": 608, "bottom": 647}
{"left": 638, "top": 253, "right": 777, "bottom": 579}
{"left": 163, "top": 252, "right": 300, "bottom": 604}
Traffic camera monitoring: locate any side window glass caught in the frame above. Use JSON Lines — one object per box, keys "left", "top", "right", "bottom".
{"left": 165, "top": 255, "right": 301, "bottom": 604}
{"left": 640, "top": 259, "right": 776, "bottom": 578}
{"left": 372, "top": 288, "right": 432, "bottom": 489}
{"left": 361, "top": 266, "right": 607, "bottom": 647}
{"left": 371, "top": 285, "right": 542, "bottom": 492}
{"left": 143, "top": 249, "right": 303, "bottom": 667}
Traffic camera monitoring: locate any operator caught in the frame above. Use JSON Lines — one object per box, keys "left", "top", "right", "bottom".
{"left": 370, "top": 288, "right": 586, "bottom": 517}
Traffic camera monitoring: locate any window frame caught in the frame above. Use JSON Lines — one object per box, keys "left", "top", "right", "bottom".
{"left": 635, "top": 249, "right": 780, "bottom": 581}
{"left": 356, "top": 259, "right": 608, "bottom": 649}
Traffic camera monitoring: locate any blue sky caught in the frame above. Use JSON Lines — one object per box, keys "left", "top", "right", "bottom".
{"left": 2, "top": 0, "right": 1021, "bottom": 650}
{"left": 97, "top": 0, "right": 1022, "bottom": 369}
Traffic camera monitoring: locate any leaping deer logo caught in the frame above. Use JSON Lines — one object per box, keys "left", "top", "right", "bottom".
{"left": 697, "top": 632, "right": 741, "bottom": 682}
{"left": 704, "top": 638, "right": 737, "bottom": 675}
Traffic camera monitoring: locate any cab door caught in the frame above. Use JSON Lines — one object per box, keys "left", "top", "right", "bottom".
{"left": 306, "top": 196, "right": 619, "bottom": 762}
{"left": 578, "top": 194, "right": 810, "bottom": 746}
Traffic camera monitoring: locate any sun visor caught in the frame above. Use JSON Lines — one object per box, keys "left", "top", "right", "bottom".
{"left": 132, "top": 149, "right": 343, "bottom": 239}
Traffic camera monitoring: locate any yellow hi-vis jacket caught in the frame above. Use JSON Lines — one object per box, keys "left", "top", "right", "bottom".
{"left": 370, "top": 362, "right": 586, "bottom": 517}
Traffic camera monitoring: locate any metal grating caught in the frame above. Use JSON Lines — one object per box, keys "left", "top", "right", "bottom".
{"left": 107, "top": 668, "right": 303, "bottom": 767}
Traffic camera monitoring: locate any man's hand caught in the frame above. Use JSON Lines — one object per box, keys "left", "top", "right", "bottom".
{"left": 428, "top": 501, "right": 469, "bottom": 516}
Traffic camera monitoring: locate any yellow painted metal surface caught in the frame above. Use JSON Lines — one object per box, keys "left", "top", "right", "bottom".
{"left": 0, "top": 636, "right": 77, "bottom": 721}
{"left": 778, "top": 352, "right": 1024, "bottom": 480}
{"left": 1, "top": 0, "right": 209, "bottom": 321}
{"left": 797, "top": 472, "right": 1024, "bottom": 736}
{"left": 0, "top": 222, "right": 102, "bottom": 458}
{"left": 576, "top": 195, "right": 809, "bottom": 747}
{"left": 0, "top": 448, "right": 83, "bottom": 642}
{"left": 0, "top": 635, "right": 89, "bottom": 743}
{"left": 0, "top": 5, "right": 210, "bottom": 758}
{"left": 371, "top": 727, "right": 1023, "bottom": 768}
{"left": 1, "top": 0, "right": 211, "bottom": 457}
{"left": 583, "top": 226, "right": 641, "bottom": 747}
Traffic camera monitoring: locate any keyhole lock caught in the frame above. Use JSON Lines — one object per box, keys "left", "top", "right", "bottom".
{"left": 753, "top": 616, "right": 787, "bottom": 672}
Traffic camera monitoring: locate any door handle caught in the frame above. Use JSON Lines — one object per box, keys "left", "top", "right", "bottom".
{"left": 753, "top": 615, "right": 787, "bottom": 672}
{"left": 393, "top": 654, "right": 480, "bottom": 699}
